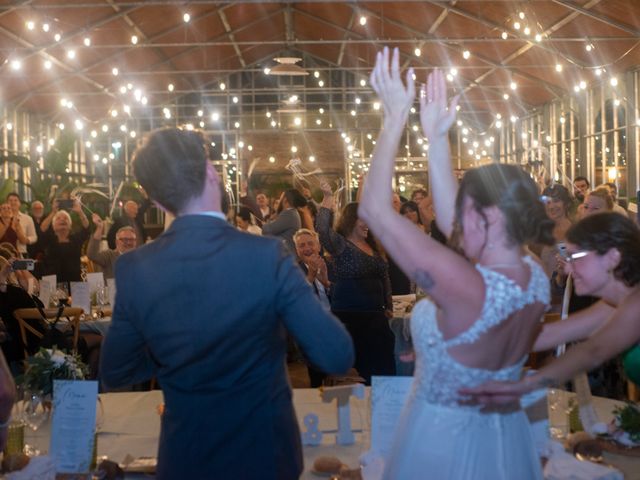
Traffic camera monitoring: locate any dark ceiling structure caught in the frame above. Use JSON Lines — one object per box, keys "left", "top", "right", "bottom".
{"left": 1, "top": 1, "right": 640, "bottom": 137}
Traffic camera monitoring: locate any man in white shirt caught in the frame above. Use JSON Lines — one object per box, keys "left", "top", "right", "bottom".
{"left": 6, "top": 193, "right": 36, "bottom": 256}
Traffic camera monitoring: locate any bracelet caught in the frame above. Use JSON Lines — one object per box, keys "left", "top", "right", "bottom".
{"left": 0, "top": 416, "right": 11, "bottom": 428}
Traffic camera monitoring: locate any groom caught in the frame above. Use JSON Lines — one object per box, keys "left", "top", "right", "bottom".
{"left": 100, "top": 128, "right": 354, "bottom": 480}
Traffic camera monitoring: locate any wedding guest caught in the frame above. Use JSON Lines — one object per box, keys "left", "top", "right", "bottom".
{"left": 235, "top": 207, "right": 262, "bottom": 235}
{"left": 602, "top": 182, "right": 628, "bottom": 216}
{"left": 6, "top": 193, "right": 37, "bottom": 256}
{"left": 317, "top": 185, "right": 395, "bottom": 385}
{"left": 0, "top": 203, "right": 27, "bottom": 250}
{"left": 256, "top": 193, "right": 273, "bottom": 223}
{"left": 361, "top": 48, "right": 553, "bottom": 478}
{"left": 27, "top": 200, "right": 46, "bottom": 262}
{"left": 294, "top": 228, "right": 331, "bottom": 387}
{"left": 573, "top": 176, "right": 590, "bottom": 204}
{"left": 101, "top": 128, "right": 353, "bottom": 480}
{"left": 410, "top": 188, "right": 428, "bottom": 204}
{"left": 39, "top": 199, "right": 90, "bottom": 282}
{"left": 87, "top": 214, "right": 138, "bottom": 280}
{"left": 107, "top": 194, "right": 149, "bottom": 249}
{"left": 464, "top": 213, "right": 640, "bottom": 402}
{"left": 262, "top": 189, "right": 307, "bottom": 253}
{"left": 581, "top": 187, "right": 614, "bottom": 217}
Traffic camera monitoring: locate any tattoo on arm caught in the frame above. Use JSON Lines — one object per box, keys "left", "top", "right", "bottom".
{"left": 414, "top": 269, "right": 436, "bottom": 291}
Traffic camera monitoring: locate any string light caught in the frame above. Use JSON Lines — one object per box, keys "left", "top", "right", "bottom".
{"left": 26, "top": 21, "right": 35, "bottom": 30}
{"left": 610, "top": 77, "right": 618, "bottom": 87}
{"left": 66, "top": 50, "right": 76, "bottom": 60}
{"left": 42, "top": 23, "right": 50, "bottom": 32}
{"left": 414, "top": 48, "right": 421, "bottom": 57}
{"left": 359, "top": 16, "right": 367, "bottom": 26}
{"left": 501, "top": 31, "right": 508, "bottom": 40}
{"left": 10, "top": 59, "right": 22, "bottom": 71}
{"left": 83, "top": 37, "right": 91, "bottom": 47}
{"left": 54, "top": 33, "right": 61, "bottom": 42}
{"left": 463, "top": 50, "right": 471, "bottom": 60}
{"left": 167, "top": 83, "right": 174, "bottom": 92}
{"left": 555, "top": 63, "right": 563, "bottom": 72}
{"left": 183, "top": 13, "right": 191, "bottom": 23}
{"left": 131, "top": 35, "right": 138, "bottom": 45}
{"left": 112, "top": 67, "right": 119, "bottom": 76}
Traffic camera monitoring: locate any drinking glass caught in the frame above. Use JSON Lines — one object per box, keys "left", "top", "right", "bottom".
{"left": 547, "top": 388, "right": 569, "bottom": 439}
{"left": 22, "top": 390, "right": 51, "bottom": 455}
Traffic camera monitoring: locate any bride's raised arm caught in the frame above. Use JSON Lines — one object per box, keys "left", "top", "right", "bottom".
{"left": 359, "top": 48, "right": 483, "bottom": 316}
{"left": 419, "top": 69, "right": 460, "bottom": 238}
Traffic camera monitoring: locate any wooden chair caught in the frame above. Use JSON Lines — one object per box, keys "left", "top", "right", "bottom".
{"left": 13, "top": 307, "right": 84, "bottom": 358}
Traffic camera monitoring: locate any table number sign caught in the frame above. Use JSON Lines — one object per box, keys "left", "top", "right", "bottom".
{"left": 370, "top": 376, "right": 413, "bottom": 455}
{"left": 39, "top": 275, "right": 57, "bottom": 307}
{"left": 50, "top": 380, "right": 98, "bottom": 473}
{"left": 320, "top": 384, "right": 365, "bottom": 445}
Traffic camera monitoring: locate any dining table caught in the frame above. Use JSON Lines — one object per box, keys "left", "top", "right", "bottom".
{"left": 21, "top": 386, "right": 640, "bottom": 479}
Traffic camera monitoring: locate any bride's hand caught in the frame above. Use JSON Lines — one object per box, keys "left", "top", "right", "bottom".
{"left": 419, "top": 69, "right": 460, "bottom": 142}
{"left": 369, "top": 46, "right": 415, "bottom": 120}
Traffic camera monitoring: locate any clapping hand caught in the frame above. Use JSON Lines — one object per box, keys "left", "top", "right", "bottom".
{"left": 419, "top": 69, "right": 460, "bottom": 142}
{"left": 370, "top": 47, "right": 415, "bottom": 121}
{"left": 72, "top": 197, "right": 83, "bottom": 213}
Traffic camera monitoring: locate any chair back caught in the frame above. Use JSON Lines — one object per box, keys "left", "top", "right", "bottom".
{"left": 13, "top": 307, "right": 84, "bottom": 358}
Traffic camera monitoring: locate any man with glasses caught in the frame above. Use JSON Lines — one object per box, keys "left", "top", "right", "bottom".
{"left": 88, "top": 213, "right": 138, "bottom": 280}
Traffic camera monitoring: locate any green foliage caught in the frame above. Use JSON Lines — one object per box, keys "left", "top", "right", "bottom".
{"left": 614, "top": 403, "right": 640, "bottom": 442}
{"left": 0, "top": 178, "right": 16, "bottom": 202}
{"left": 17, "top": 348, "right": 88, "bottom": 397}
{"left": 44, "top": 131, "right": 76, "bottom": 177}
{"left": 0, "top": 153, "right": 30, "bottom": 168}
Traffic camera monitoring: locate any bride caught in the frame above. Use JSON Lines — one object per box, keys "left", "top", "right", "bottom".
{"left": 359, "top": 47, "right": 554, "bottom": 479}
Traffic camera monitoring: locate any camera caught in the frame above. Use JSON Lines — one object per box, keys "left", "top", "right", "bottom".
{"left": 11, "top": 259, "right": 35, "bottom": 271}
{"left": 57, "top": 199, "right": 75, "bottom": 210}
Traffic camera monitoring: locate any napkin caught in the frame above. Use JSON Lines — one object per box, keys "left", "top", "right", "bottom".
{"left": 543, "top": 441, "right": 623, "bottom": 480}
{"left": 6, "top": 455, "right": 56, "bottom": 480}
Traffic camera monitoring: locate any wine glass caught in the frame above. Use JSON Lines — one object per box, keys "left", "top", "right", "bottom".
{"left": 22, "top": 390, "right": 51, "bottom": 455}
{"left": 96, "top": 286, "right": 109, "bottom": 317}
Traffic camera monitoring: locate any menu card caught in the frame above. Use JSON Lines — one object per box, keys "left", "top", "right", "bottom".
{"left": 70, "top": 282, "right": 91, "bottom": 316}
{"left": 50, "top": 380, "right": 98, "bottom": 473}
{"left": 39, "top": 275, "right": 56, "bottom": 307}
{"left": 86, "top": 273, "right": 104, "bottom": 297}
{"left": 370, "top": 376, "right": 413, "bottom": 455}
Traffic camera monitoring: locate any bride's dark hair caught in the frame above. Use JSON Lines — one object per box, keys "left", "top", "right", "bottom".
{"left": 453, "top": 163, "right": 554, "bottom": 248}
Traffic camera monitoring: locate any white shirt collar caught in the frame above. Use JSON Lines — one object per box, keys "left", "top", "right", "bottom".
{"left": 187, "top": 211, "right": 227, "bottom": 221}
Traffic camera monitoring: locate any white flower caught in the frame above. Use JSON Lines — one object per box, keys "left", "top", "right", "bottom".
{"left": 50, "top": 352, "right": 66, "bottom": 366}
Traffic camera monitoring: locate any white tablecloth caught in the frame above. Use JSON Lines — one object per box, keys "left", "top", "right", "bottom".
{"left": 24, "top": 388, "right": 639, "bottom": 479}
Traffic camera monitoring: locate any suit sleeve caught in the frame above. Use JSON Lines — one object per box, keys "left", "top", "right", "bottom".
{"left": 100, "top": 255, "right": 156, "bottom": 387}
{"left": 274, "top": 245, "right": 354, "bottom": 374}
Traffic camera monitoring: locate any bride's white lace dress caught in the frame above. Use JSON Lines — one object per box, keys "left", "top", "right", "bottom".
{"left": 382, "top": 256, "right": 548, "bottom": 480}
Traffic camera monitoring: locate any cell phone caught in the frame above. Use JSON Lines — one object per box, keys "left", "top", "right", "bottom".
{"left": 557, "top": 242, "right": 568, "bottom": 259}
{"left": 11, "top": 259, "right": 35, "bottom": 271}
{"left": 57, "top": 199, "right": 75, "bottom": 210}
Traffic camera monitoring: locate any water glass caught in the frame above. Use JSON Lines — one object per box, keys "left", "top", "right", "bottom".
{"left": 547, "top": 388, "right": 569, "bottom": 439}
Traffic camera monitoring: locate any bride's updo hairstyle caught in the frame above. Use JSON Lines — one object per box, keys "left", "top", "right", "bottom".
{"left": 567, "top": 212, "right": 640, "bottom": 287}
{"left": 454, "top": 163, "right": 554, "bottom": 248}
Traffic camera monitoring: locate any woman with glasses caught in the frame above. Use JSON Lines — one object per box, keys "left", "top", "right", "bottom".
{"left": 463, "top": 212, "right": 640, "bottom": 403}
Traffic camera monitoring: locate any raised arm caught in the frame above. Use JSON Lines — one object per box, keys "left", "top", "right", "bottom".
{"left": 40, "top": 200, "right": 58, "bottom": 233}
{"left": 532, "top": 300, "right": 614, "bottom": 352}
{"left": 419, "top": 70, "right": 460, "bottom": 237}
{"left": 315, "top": 183, "right": 347, "bottom": 256}
{"left": 72, "top": 198, "right": 90, "bottom": 229}
{"left": 359, "top": 47, "right": 482, "bottom": 322}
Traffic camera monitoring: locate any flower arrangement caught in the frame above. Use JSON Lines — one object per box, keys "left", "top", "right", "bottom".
{"left": 609, "top": 403, "right": 640, "bottom": 447}
{"left": 18, "top": 348, "right": 88, "bottom": 397}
